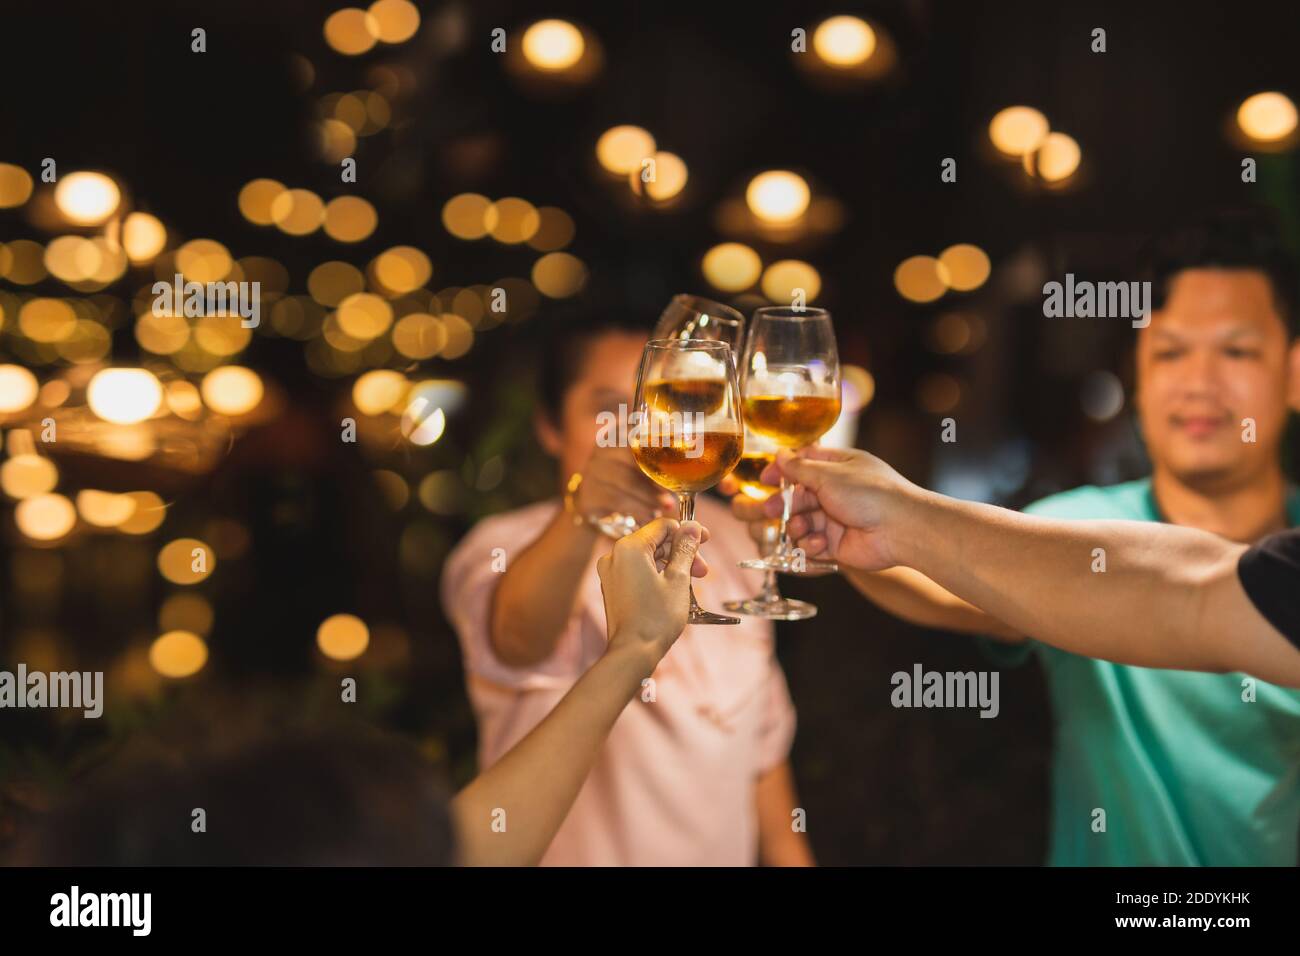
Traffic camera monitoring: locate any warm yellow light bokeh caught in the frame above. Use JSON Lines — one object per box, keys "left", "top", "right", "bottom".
{"left": 0, "top": 364, "right": 38, "bottom": 412}
{"left": 988, "top": 106, "right": 1049, "bottom": 157}
{"left": 894, "top": 255, "right": 950, "bottom": 303}
{"left": 270, "top": 188, "right": 325, "bottom": 236}
{"left": 123, "top": 212, "right": 167, "bottom": 263}
{"left": 1027, "top": 131, "right": 1082, "bottom": 182}
{"left": 16, "top": 493, "right": 77, "bottom": 541}
{"left": 702, "top": 243, "right": 762, "bottom": 292}
{"left": 118, "top": 491, "right": 167, "bottom": 535}
{"left": 87, "top": 368, "right": 163, "bottom": 424}
{"left": 442, "top": 193, "right": 493, "bottom": 240}
{"left": 239, "top": 179, "right": 286, "bottom": 225}
{"left": 0, "top": 164, "right": 34, "bottom": 208}
{"left": 937, "top": 244, "right": 991, "bottom": 291}
{"left": 149, "top": 630, "right": 208, "bottom": 678}
{"left": 522, "top": 19, "right": 585, "bottom": 71}
{"left": 531, "top": 252, "right": 587, "bottom": 298}
{"left": 1, "top": 455, "right": 58, "bottom": 500}
{"left": 745, "top": 170, "right": 810, "bottom": 224}
{"left": 812, "top": 16, "right": 876, "bottom": 67}
{"left": 596, "top": 126, "right": 655, "bottom": 175}
{"left": 201, "top": 366, "right": 264, "bottom": 416}
{"left": 324, "top": 8, "right": 380, "bottom": 56}
{"left": 317, "top": 613, "right": 370, "bottom": 660}
{"left": 761, "top": 260, "right": 821, "bottom": 303}
{"left": 158, "top": 537, "right": 215, "bottom": 585}
{"left": 54, "top": 172, "right": 121, "bottom": 225}
{"left": 353, "top": 369, "right": 408, "bottom": 414}
{"left": 1237, "top": 91, "right": 1298, "bottom": 142}
{"left": 76, "top": 489, "right": 138, "bottom": 527}
{"left": 631, "top": 152, "right": 688, "bottom": 201}
{"left": 324, "top": 196, "right": 378, "bottom": 242}
{"left": 368, "top": 0, "right": 420, "bottom": 44}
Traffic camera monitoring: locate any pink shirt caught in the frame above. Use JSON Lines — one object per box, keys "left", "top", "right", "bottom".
{"left": 441, "top": 493, "right": 796, "bottom": 866}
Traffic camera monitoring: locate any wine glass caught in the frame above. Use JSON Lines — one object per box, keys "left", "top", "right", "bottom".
{"left": 722, "top": 426, "right": 817, "bottom": 620}
{"left": 630, "top": 339, "right": 745, "bottom": 625}
{"left": 737, "top": 306, "right": 841, "bottom": 581}
{"left": 655, "top": 294, "right": 746, "bottom": 355}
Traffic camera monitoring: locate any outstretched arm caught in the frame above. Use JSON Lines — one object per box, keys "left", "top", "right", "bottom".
{"left": 451, "top": 518, "right": 706, "bottom": 865}
{"left": 767, "top": 447, "right": 1300, "bottom": 687}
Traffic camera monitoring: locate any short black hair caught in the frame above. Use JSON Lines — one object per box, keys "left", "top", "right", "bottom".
{"left": 534, "top": 305, "right": 652, "bottom": 421}
{"left": 1144, "top": 207, "right": 1298, "bottom": 336}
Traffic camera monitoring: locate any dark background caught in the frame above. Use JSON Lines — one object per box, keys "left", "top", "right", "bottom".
{"left": 1, "top": 0, "right": 1298, "bottom": 864}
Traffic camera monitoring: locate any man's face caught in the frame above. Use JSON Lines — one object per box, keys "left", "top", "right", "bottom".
{"left": 537, "top": 330, "right": 648, "bottom": 479}
{"left": 1136, "top": 268, "right": 1300, "bottom": 490}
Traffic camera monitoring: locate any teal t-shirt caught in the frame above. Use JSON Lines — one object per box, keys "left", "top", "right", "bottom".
{"left": 985, "top": 478, "right": 1300, "bottom": 866}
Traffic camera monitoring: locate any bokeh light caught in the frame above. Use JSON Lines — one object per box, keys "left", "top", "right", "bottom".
{"left": 745, "top": 170, "right": 810, "bottom": 224}
{"left": 317, "top": 613, "right": 370, "bottom": 661}
{"left": 531, "top": 252, "right": 587, "bottom": 298}
{"left": 894, "top": 255, "right": 950, "bottom": 303}
{"left": 596, "top": 126, "right": 655, "bottom": 175}
{"left": 702, "top": 242, "right": 762, "bottom": 292}
{"left": 270, "top": 188, "right": 325, "bottom": 235}
{"left": 324, "top": 196, "right": 378, "bottom": 242}
{"left": 988, "top": 106, "right": 1049, "bottom": 157}
{"left": 761, "top": 260, "right": 821, "bottom": 303}
{"left": 324, "top": 8, "right": 379, "bottom": 56}
{"left": 122, "top": 212, "right": 167, "bottom": 263}
{"left": 87, "top": 368, "right": 163, "bottom": 424}
{"left": 937, "top": 244, "right": 991, "bottom": 291}
{"left": 1025, "top": 131, "right": 1081, "bottom": 182}
{"left": 812, "top": 16, "right": 876, "bottom": 67}
{"left": 442, "top": 193, "right": 493, "bottom": 240}
{"left": 367, "top": 0, "right": 420, "bottom": 44}
{"left": 54, "top": 171, "right": 121, "bottom": 225}
{"left": 630, "top": 151, "right": 688, "bottom": 202}
{"left": 0, "top": 364, "right": 39, "bottom": 412}
{"left": 1237, "top": 91, "right": 1298, "bottom": 143}
{"left": 522, "top": 19, "right": 585, "bottom": 71}
{"left": 149, "top": 630, "right": 208, "bottom": 678}
{"left": 201, "top": 366, "right": 264, "bottom": 416}
{"left": 16, "top": 493, "right": 77, "bottom": 542}
{"left": 239, "top": 179, "right": 286, "bottom": 225}
{"left": 0, "top": 164, "right": 35, "bottom": 208}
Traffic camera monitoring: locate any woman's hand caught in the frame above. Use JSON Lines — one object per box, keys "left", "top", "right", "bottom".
{"left": 597, "top": 517, "right": 709, "bottom": 667}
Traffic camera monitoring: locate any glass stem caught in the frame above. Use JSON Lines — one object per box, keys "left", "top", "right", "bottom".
{"left": 774, "top": 476, "right": 795, "bottom": 561}
{"left": 677, "top": 492, "right": 703, "bottom": 616}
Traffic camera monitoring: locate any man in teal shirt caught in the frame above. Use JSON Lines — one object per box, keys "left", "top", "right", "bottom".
{"left": 990, "top": 481, "right": 1300, "bottom": 865}
{"left": 731, "top": 211, "right": 1300, "bottom": 864}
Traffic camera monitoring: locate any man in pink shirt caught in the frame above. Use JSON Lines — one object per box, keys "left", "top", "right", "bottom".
{"left": 442, "top": 312, "right": 812, "bottom": 866}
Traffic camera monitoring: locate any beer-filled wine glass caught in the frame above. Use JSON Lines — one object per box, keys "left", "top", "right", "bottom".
{"left": 630, "top": 339, "right": 744, "bottom": 625}
{"left": 722, "top": 426, "right": 817, "bottom": 620}
{"left": 654, "top": 294, "right": 745, "bottom": 355}
{"left": 738, "top": 306, "right": 841, "bottom": 581}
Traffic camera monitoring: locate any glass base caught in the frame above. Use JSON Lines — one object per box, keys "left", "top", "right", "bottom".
{"left": 737, "top": 554, "right": 838, "bottom": 576}
{"left": 723, "top": 597, "right": 817, "bottom": 621}
{"left": 690, "top": 607, "right": 741, "bottom": 625}
{"left": 590, "top": 512, "right": 638, "bottom": 539}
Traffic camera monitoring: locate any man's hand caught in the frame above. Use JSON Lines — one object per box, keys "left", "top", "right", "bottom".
{"left": 575, "top": 444, "right": 676, "bottom": 527}
{"left": 746, "top": 447, "right": 916, "bottom": 571}
{"left": 597, "top": 518, "right": 710, "bottom": 665}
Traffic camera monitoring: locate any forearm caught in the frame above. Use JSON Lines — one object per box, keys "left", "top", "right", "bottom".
{"left": 894, "top": 488, "right": 1244, "bottom": 672}
{"left": 842, "top": 565, "right": 1022, "bottom": 641}
{"left": 756, "top": 762, "right": 814, "bottom": 867}
{"left": 490, "top": 510, "right": 599, "bottom": 665}
{"left": 451, "top": 640, "right": 655, "bottom": 866}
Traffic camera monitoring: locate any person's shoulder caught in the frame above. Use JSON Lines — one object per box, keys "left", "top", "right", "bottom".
{"left": 1021, "top": 479, "right": 1152, "bottom": 521}
{"left": 444, "top": 499, "right": 561, "bottom": 571}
